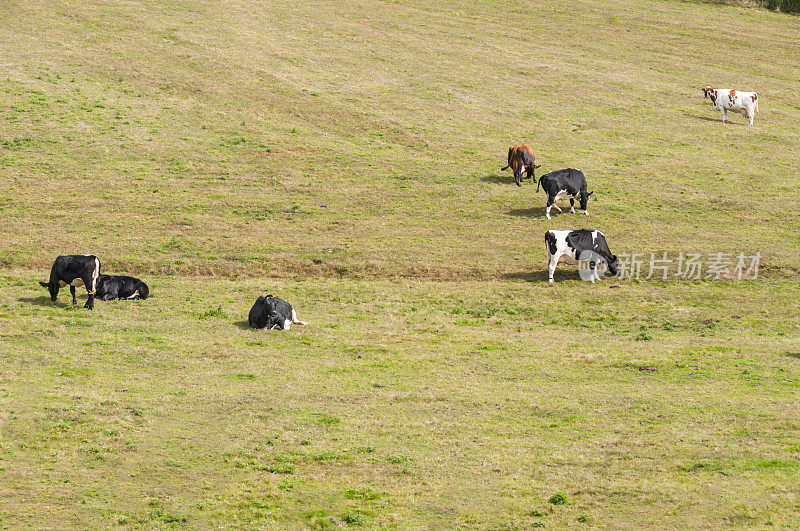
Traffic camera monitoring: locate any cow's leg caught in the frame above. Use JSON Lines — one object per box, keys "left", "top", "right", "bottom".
{"left": 514, "top": 171, "right": 521, "bottom": 187}
{"left": 721, "top": 108, "right": 727, "bottom": 123}
{"left": 548, "top": 253, "right": 560, "bottom": 283}
{"left": 552, "top": 202, "right": 563, "bottom": 213}
{"left": 70, "top": 285, "right": 77, "bottom": 305}
{"left": 570, "top": 198, "right": 576, "bottom": 214}
{"left": 545, "top": 197, "right": 554, "bottom": 219}
{"left": 81, "top": 275, "right": 95, "bottom": 310}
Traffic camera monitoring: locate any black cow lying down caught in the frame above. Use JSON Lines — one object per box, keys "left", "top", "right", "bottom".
{"left": 96, "top": 275, "right": 149, "bottom": 301}
{"left": 39, "top": 255, "right": 101, "bottom": 309}
{"left": 249, "top": 295, "right": 308, "bottom": 330}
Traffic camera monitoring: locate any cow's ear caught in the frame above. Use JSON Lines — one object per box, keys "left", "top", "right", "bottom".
{"left": 611, "top": 255, "right": 618, "bottom": 262}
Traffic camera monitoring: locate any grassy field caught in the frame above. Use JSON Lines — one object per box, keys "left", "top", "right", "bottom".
{"left": 1, "top": 0, "right": 799, "bottom": 527}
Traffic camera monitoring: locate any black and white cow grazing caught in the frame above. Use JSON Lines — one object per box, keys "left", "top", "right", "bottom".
{"left": 39, "top": 255, "right": 101, "bottom": 309}
{"left": 95, "top": 275, "right": 149, "bottom": 301}
{"left": 545, "top": 230, "right": 618, "bottom": 283}
{"left": 248, "top": 295, "right": 308, "bottom": 330}
{"left": 536, "top": 168, "right": 593, "bottom": 219}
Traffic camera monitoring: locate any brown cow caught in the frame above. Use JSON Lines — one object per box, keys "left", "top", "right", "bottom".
{"left": 501, "top": 144, "right": 541, "bottom": 186}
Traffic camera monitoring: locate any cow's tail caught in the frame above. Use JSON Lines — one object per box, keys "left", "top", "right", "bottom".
{"left": 544, "top": 231, "right": 555, "bottom": 256}
{"left": 755, "top": 94, "right": 759, "bottom": 113}
{"left": 536, "top": 179, "right": 542, "bottom": 193}
{"left": 500, "top": 164, "right": 510, "bottom": 171}
{"left": 587, "top": 191, "right": 594, "bottom": 197}
{"left": 291, "top": 309, "right": 308, "bottom": 326}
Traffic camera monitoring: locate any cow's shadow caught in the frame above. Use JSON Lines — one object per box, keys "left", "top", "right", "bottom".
{"left": 481, "top": 174, "right": 515, "bottom": 185}
{"left": 684, "top": 113, "right": 745, "bottom": 126}
{"left": 501, "top": 270, "right": 551, "bottom": 283}
{"left": 481, "top": 174, "right": 537, "bottom": 186}
{"left": 233, "top": 320, "right": 252, "bottom": 330}
{"left": 18, "top": 295, "right": 72, "bottom": 308}
{"left": 506, "top": 207, "right": 547, "bottom": 218}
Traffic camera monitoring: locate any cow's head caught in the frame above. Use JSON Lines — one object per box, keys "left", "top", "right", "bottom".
{"left": 39, "top": 281, "right": 58, "bottom": 301}
{"left": 580, "top": 190, "right": 593, "bottom": 210}
{"left": 702, "top": 86, "right": 713, "bottom": 98}
{"left": 607, "top": 255, "right": 619, "bottom": 276}
{"left": 262, "top": 296, "right": 283, "bottom": 329}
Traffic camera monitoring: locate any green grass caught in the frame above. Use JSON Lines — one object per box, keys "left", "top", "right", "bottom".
{"left": 1, "top": 0, "right": 800, "bottom": 527}
{"left": 1, "top": 274, "right": 799, "bottom": 527}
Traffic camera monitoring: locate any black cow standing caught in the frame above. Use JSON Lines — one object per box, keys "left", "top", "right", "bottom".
{"left": 39, "top": 255, "right": 101, "bottom": 309}
{"left": 248, "top": 295, "right": 308, "bottom": 330}
{"left": 96, "top": 275, "right": 149, "bottom": 301}
{"left": 536, "top": 168, "right": 593, "bottom": 219}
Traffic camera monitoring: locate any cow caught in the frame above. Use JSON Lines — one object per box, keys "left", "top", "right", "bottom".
{"left": 501, "top": 144, "right": 541, "bottom": 186}
{"left": 39, "top": 255, "right": 101, "bottom": 309}
{"left": 536, "top": 168, "right": 593, "bottom": 219}
{"left": 702, "top": 87, "right": 759, "bottom": 126}
{"left": 95, "top": 275, "right": 149, "bottom": 301}
{"left": 545, "top": 229, "right": 618, "bottom": 283}
{"left": 248, "top": 294, "right": 308, "bottom": 330}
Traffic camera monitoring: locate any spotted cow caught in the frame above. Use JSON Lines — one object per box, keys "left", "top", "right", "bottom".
{"left": 545, "top": 229, "right": 618, "bottom": 283}
{"left": 703, "top": 87, "right": 759, "bottom": 126}
{"left": 536, "top": 168, "right": 592, "bottom": 219}
{"left": 248, "top": 294, "right": 308, "bottom": 330}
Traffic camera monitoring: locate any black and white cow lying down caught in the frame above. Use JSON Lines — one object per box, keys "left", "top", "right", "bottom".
{"left": 248, "top": 295, "right": 308, "bottom": 330}
{"left": 96, "top": 275, "right": 149, "bottom": 301}
{"left": 536, "top": 168, "right": 592, "bottom": 219}
{"left": 545, "top": 230, "right": 618, "bottom": 283}
{"left": 39, "top": 255, "right": 101, "bottom": 309}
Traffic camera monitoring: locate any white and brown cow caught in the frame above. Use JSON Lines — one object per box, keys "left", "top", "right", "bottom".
{"left": 703, "top": 87, "right": 759, "bottom": 126}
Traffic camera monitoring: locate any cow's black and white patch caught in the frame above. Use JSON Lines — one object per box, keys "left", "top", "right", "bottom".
{"left": 248, "top": 294, "right": 308, "bottom": 330}
{"left": 536, "top": 168, "right": 592, "bottom": 219}
{"left": 39, "top": 255, "right": 101, "bottom": 309}
{"left": 544, "top": 229, "right": 618, "bottom": 283}
{"left": 96, "top": 275, "right": 149, "bottom": 301}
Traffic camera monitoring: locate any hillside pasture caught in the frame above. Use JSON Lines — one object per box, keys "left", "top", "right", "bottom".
{"left": 1, "top": 0, "right": 800, "bottom": 527}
